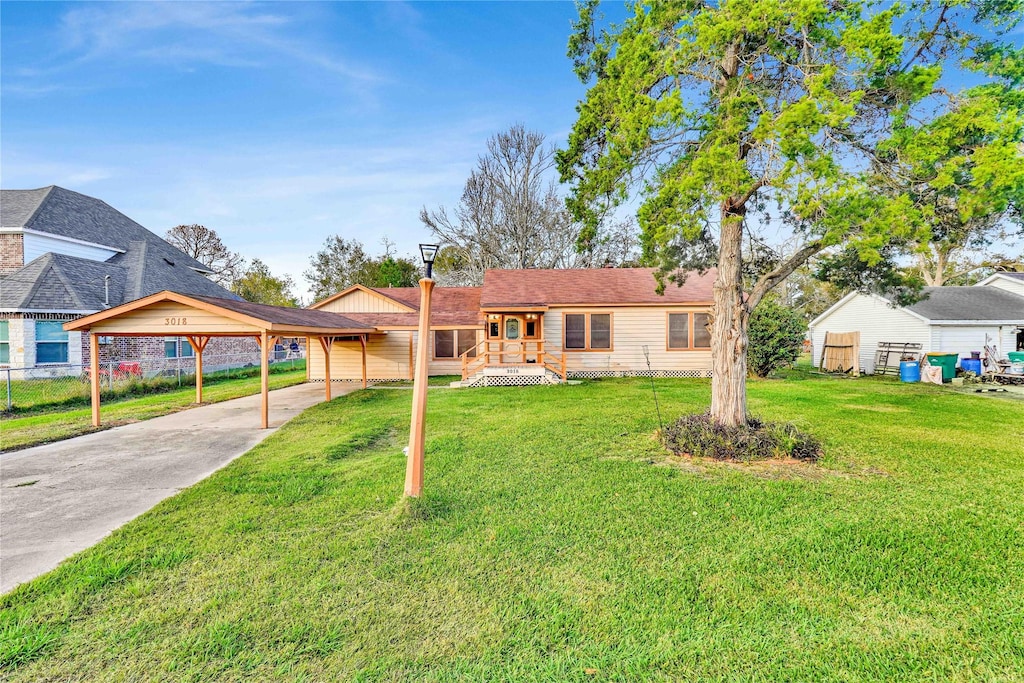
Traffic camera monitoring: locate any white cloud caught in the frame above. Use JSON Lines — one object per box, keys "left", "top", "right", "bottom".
{"left": 7, "top": 3, "right": 382, "bottom": 93}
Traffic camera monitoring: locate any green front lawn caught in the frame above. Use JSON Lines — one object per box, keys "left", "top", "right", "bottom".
{"left": 3, "top": 359, "right": 307, "bottom": 415}
{"left": 3, "top": 376, "right": 1023, "bottom": 680}
{"left": 0, "top": 364, "right": 308, "bottom": 451}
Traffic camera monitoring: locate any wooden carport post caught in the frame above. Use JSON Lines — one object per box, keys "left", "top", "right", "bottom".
{"left": 89, "top": 332, "right": 101, "bottom": 427}
{"left": 360, "top": 335, "right": 368, "bottom": 389}
{"left": 258, "top": 330, "right": 270, "bottom": 429}
{"left": 185, "top": 335, "right": 211, "bottom": 404}
{"left": 319, "top": 336, "right": 334, "bottom": 402}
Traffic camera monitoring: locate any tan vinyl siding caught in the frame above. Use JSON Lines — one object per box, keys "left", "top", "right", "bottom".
{"left": 544, "top": 306, "right": 712, "bottom": 374}
{"left": 423, "top": 329, "right": 481, "bottom": 375}
{"left": 87, "top": 302, "right": 260, "bottom": 335}
{"left": 308, "top": 332, "right": 412, "bottom": 381}
{"left": 317, "top": 289, "right": 412, "bottom": 313}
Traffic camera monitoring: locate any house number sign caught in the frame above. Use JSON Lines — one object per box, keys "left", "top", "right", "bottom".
{"left": 164, "top": 317, "right": 188, "bottom": 325}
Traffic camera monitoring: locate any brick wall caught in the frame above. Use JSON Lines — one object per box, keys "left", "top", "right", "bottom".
{"left": 81, "top": 334, "right": 260, "bottom": 368}
{"left": 4, "top": 315, "right": 274, "bottom": 372}
{"left": 0, "top": 234, "right": 25, "bottom": 274}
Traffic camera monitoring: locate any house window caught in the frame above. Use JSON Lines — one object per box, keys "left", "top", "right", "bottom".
{"left": 434, "top": 330, "right": 478, "bottom": 359}
{"left": 164, "top": 337, "right": 195, "bottom": 358}
{"left": 693, "top": 313, "right": 711, "bottom": 348}
{"left": 35, "top": 321, "right": 69, "bottom": 364}
{"left": 0, "top": 321, "right": 9, "bottom": 365}
{"left": 565, "top": 314, "right": 586, "bottom": 349}
{"left": 668, "top": 313, "right": 690, "bottom": 349}
{"left": 487, "top": 314, "right": 501, "bottom": 339}
{"left": 523, "top": 313, "right": 541, "bottom": 339}
{"left": 668, "top": 312, "right": 712, "bottom": 350}
{"left": 564, "top": 313, "right": 612, "bottom": 351}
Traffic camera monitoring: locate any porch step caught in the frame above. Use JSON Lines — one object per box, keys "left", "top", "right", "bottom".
{"left": 453, "top": 364, "right": 563, "bottom": 388}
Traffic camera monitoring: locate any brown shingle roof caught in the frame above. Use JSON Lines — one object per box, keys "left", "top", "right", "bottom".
{"left": 188, "top": 294, "right": 375, "bottom": 330}
{"left": 341, "top": 311, "right": 483, "bottom": 328}
{"left": 480, "top": 268, "right": 716, "bottom": 307}
{"left": 371, "top": 286, "right": 481, "bottom": 313}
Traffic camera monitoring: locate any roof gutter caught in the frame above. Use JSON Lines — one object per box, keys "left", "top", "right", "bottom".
{"left": 0, "top": 227, "right": 126, "bottom": 254}
{"left": 927, "top": 320, "right": 1024, "bottom": 326}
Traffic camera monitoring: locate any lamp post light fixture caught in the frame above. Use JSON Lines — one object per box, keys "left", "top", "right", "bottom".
{"left": 419, "top": 243, "right": 439, "bottom": 279}
{"left": 405, "top": 244, "right": 440, "bottom": 497}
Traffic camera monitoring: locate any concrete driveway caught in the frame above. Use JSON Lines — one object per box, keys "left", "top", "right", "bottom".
{"left": 0, "top": 382, "right": 357, "bottom": 594}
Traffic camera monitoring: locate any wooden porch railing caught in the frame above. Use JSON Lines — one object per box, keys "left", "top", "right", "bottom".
{"left": 460, "top": 339, "right": 566, "bottom": 381}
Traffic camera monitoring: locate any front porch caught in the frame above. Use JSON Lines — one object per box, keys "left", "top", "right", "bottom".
{"left": 457, "top": 337, "right": 566, "bottom": 387}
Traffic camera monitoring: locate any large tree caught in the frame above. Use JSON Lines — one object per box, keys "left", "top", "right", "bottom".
{"left": 232, "top": 259, "right": 300, "bottom": 307}
{"left": 304, "top": 237, "right": 419, "bottom": 301}
{"left": 421, "top": 124, "right": 639, "bottom": 285}
{"left": 559, "top": 0, "right": 1023, "bottom": 426}
{"left": 165, "top": 224, "right": 244, "bottom": 287}
{"left": 875, "top": 92, "right": 1024, "bottom": 286}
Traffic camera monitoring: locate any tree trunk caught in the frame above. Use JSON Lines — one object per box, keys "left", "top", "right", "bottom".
{"left": 709, "top": 203, "right": 749, "bottom": 427}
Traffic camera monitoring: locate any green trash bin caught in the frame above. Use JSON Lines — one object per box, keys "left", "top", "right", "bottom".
{"left": 1008, "top": 351, "right": 1024, "bottom": 363}
{"left": 925, "top": 353, "right": 959, "bottom": 382}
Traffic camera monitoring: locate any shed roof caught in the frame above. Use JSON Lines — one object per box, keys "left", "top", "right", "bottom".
{"left": 480, "top": 268, "right": 716, "bottom": 308}
{"left": 906, "top": 286, "right": 1024, "bottom": 322}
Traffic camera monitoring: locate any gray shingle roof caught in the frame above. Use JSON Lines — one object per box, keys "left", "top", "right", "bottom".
{"left": 0, "top": 254, "right": 126, "bottom": 310}
{"left": 906, "top": 287, "right": 1024, "bottom": 322}
{"left": 0, "top": 187, "right": 53, "bottom": 227}
{"left": 1, "top": 186, "right": 211, "bottom": 273}
{"left": 1, "top": 186, "right": 241, "bottom": 312}
{"left": 997, "top": 272, "right": 1024, "bottom": 281}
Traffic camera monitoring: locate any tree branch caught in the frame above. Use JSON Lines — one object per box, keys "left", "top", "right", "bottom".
{"left": 746, "top": 239, "right": 823, "bottom": 311}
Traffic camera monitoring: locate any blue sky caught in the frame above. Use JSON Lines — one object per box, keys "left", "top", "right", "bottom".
{"left": 2, "top": 1, "right": 600, "bottom": 298}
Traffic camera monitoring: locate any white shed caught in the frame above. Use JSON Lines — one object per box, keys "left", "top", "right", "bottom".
{"left": 809, "top": 287, "right": 1024, "bottom": 374}
{"left": 977, "top": 272, "right": 1024, "bottom": 298}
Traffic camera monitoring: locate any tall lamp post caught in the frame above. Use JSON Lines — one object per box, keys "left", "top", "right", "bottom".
{"left": 405, "top": 243, "right": 439, "bottom": 497}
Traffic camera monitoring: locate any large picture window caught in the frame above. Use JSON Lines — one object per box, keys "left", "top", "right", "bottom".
{"left": 0, "top": 321, "right": 9, "bottom": 365}
{"left": 564, "top": 313, "right": 612, "bottom": 351}
{"left": 35, "top": 321, "right": 69, "bottom": 364}
{"left": 434, "top": 329, "right": 478, "bottom": 359}
{"left": 667, "top": 312, "right": 712, "bottom": 350}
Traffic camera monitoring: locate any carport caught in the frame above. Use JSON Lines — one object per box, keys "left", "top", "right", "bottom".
{"left": 64, "top": 291, "right": 378, "bottom": 429}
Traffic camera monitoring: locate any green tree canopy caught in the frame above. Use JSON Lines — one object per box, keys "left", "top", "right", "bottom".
{"left": 558, "top": 0, "right": 1023, "bottom": 425}
{"left": 231, "top": 259, "right": 300, "bottom": 307}
{"left": 304, "top": 237, "right": 420, "bottom": 301}
{"left": 874, "top": 85, "right": 1024, "bottom": 285}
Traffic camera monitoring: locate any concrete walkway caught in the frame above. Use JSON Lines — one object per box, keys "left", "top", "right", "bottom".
{"left": 0, "top": 382, "right": 357, "bottom": 594}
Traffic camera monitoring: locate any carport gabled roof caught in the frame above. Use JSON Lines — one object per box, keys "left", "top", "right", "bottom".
{"left": 64, "top": 290, "right": 378, "bottom": 336}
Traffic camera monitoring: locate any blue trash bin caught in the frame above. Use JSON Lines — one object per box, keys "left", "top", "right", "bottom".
{"left": 900, "top": 361, "right": 920, "bottom": 382}
{"left": 961, "top": 358, "right": 982, "bottom": 375}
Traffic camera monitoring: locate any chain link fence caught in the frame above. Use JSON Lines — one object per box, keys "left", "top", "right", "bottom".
{"left": 2, "top": 350, "right": 305, "bottom": 414}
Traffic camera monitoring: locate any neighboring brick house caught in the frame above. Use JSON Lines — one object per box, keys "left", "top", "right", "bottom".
{"left": 0, "top": 186, "right": 258, "bottom": 374}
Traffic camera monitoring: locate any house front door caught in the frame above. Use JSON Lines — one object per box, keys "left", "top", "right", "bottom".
{"left": 505, "top": 317, "right": 521, "bottom": 340}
